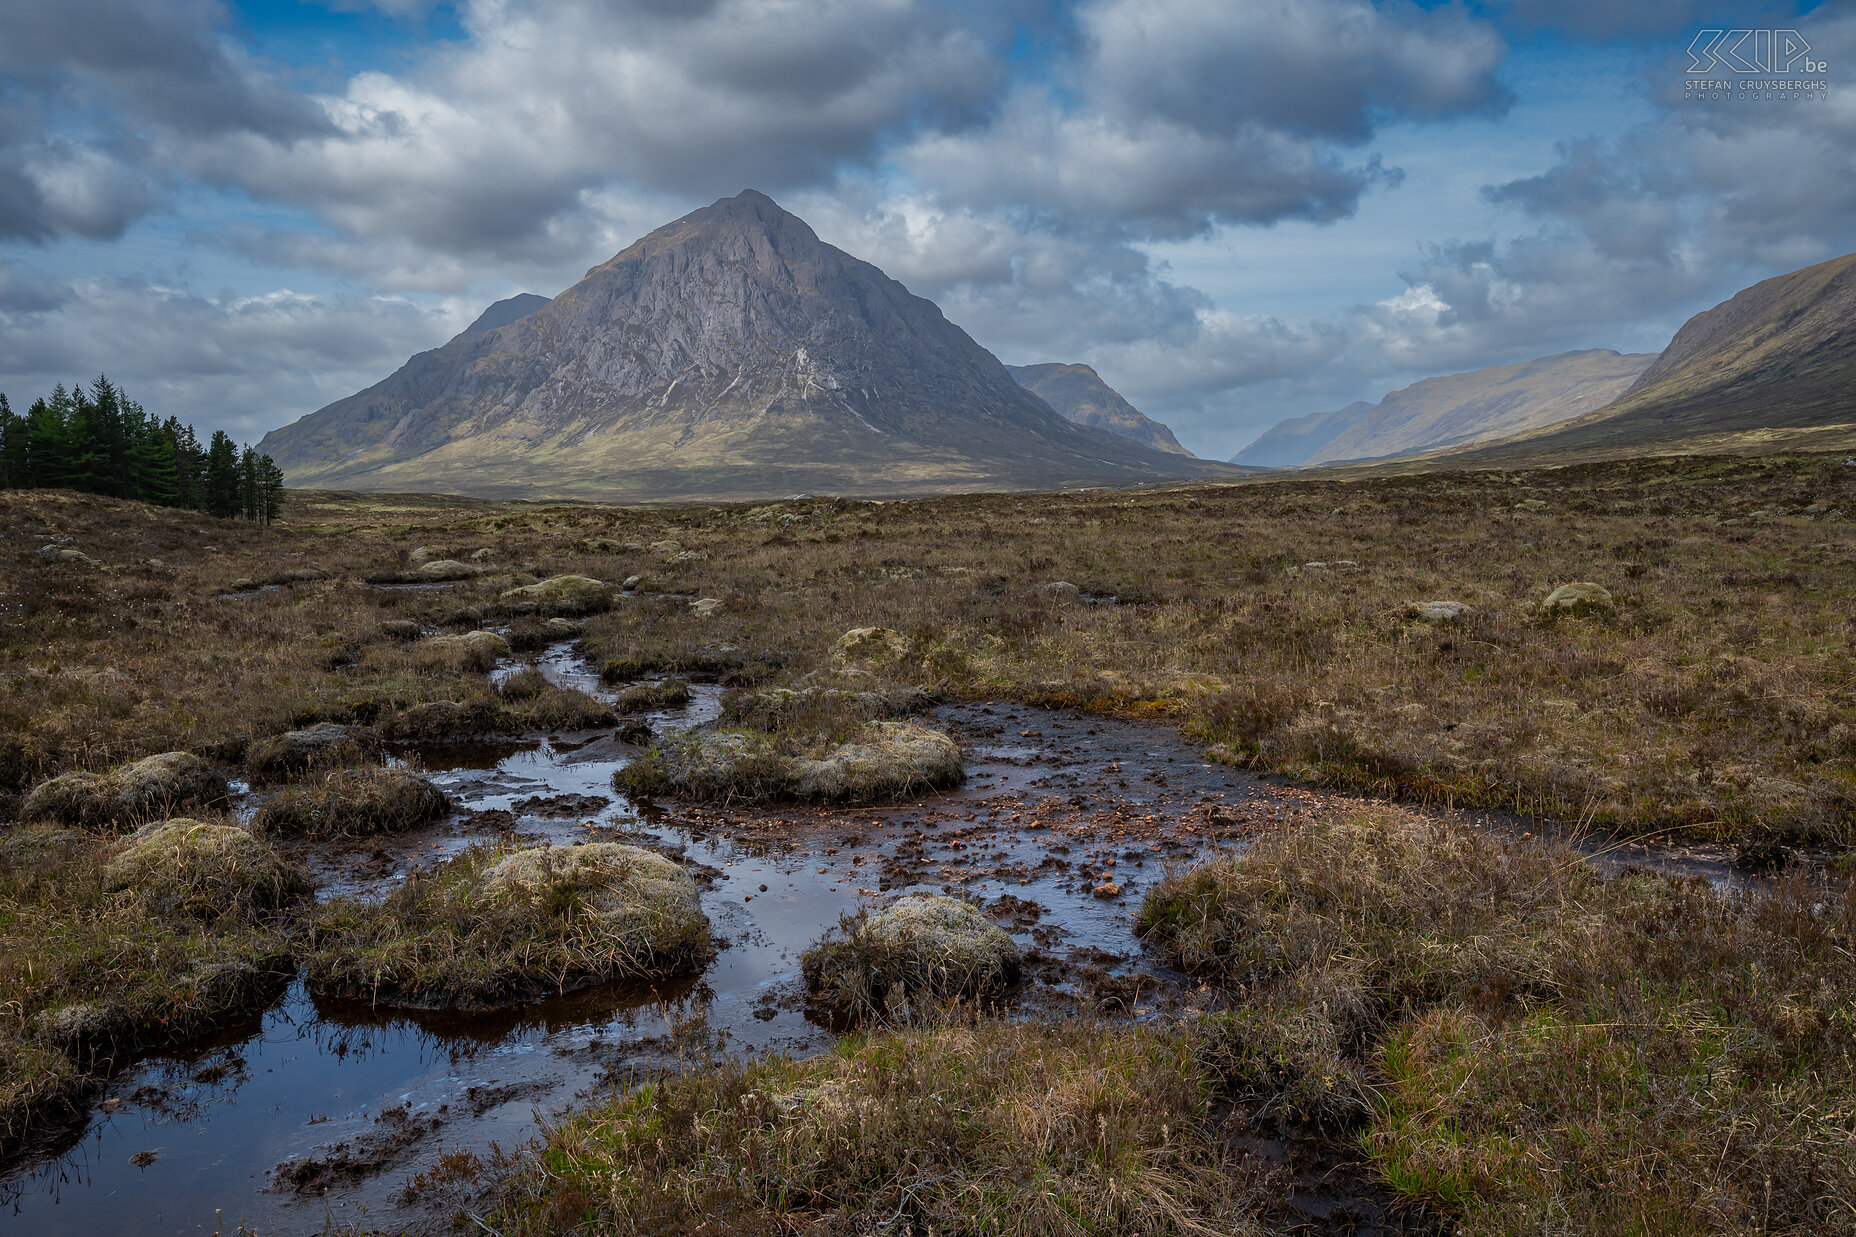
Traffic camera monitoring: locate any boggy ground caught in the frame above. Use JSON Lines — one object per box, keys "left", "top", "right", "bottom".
{"left": 0, "top": 452, "right": 1851, "bottom": 1232}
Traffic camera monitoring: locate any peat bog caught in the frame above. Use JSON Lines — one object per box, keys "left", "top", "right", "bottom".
{"left": 0, "top": 452, "right": 1851, "bottom": 1234}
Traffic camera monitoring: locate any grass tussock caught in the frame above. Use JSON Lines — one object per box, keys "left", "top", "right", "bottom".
{"left": 1137, "top": 806, "right": 1856, "bottom": 1234}
{"left": 253, "top": 767, "right": 450, "bottom": 838}
{"left": 306, "top": 841, "right": 712, "bottom": 1009}
{"left": 611, "top": 678, "right": 691, "bottom": 714}
{"left": 490, "top": 1019, "right": 1271, "bottom": 1236}
{"left": 800, "top": 893, "right": 1023, "bottom": 1018}
{"left": 0, "top": 823, "right": 300, "bottom": 1152}
{"left": 21, "top": 751, "right": 228, "bottom": 831}
{"left": 616, "top": 720, "right": 962, "bottom": 804}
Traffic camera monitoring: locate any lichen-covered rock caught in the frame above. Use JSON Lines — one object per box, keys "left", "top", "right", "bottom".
{"left": 1540, "top": 582, "right": 1614, "bottom": 616}
{"left": 409, "top": 546, "right": 445, "bottom": 564}
{"left": 306, "top": 842, "right": 711, "bottom": 1008}
{"left": 22, "top": 752, "right": 228, "bottom": 831}
{"left": 801, "top": 894, "right": 1022, "bottom": 1015}
{"left": 104, "top": 818, "right": 311, "bottom": 921}
{"left": 254, "top": 769, "right": 450, "bottom": 837}
{"left": 499, "top": 574, "right": 613, "bottom": 616}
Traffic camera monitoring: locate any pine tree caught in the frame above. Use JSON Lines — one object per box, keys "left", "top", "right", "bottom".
{"left": 0, "top": 395, "right": 23, "bottom": 489}
{"left": 257, "top": 454, "right": 286, "bottom": 524}
{"left": 205, "top": 431, "right": 241, "bottom": 518}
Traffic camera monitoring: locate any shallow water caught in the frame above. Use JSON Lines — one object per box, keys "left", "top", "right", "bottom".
{"left": 1, "top": 646, "right": 1286, "bottom": 1234}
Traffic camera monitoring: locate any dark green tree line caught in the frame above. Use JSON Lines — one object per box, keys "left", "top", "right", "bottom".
{"left": 0, "top": 377, "right": 285, "bottom": 522}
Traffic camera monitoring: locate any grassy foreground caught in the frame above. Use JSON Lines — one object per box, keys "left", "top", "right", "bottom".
{"left": 1140, "top": 805, "right": 1856, "bottom": 1234}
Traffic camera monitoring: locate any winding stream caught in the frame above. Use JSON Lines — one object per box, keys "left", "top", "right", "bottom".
{"left": 0, "top": 639, "right": 1750, "bottom": 1234}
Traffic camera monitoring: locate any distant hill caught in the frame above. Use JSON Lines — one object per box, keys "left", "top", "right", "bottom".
{"left": 259, "top": 191, "right": 1235, "bottom": 501}
{"left": 1232, "top": 350, "right": 1653, "bottom": 467}
{"left": 1231, "top": 401, "right": 1374, "bottom": 466}
{"left": 1446, "top": 253, "right": 1856, "bottom": 463}
{"left": 1006, "top": 363, "right": 1192, "bottom": 455}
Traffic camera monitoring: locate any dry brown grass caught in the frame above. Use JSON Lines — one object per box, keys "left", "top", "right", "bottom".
{"left": 1138, "top": 805, "right": 1856, "bottom": 1235}
{"left": 4, "top": 454, "right": 1848, "bottom": 841}
{"left": 490, "top": 1018, "right": 1275, "bottom": 1236}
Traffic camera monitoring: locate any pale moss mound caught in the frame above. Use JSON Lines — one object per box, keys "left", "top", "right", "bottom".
{"left": 22, "top": 752, "right": 228, "bottom": 831}
{"left": 791, "top": 722, "right": 962, "bottom": 800}
{"left": 831, "top": 626, "right": 911, "bottom": 667}
{"left": 801, "top": 893, "right": 1022, "bottom": 1015}
{"left": 1540, "top": 581, "right": 1614, "bottom": 616}
{"left": 306, "top": 841, "right": 711, "bottom": 1008}
{"left": 103, "top": 818, "right": 312, "bottom": 922}
{"left": 500, "top": 574, "right": 613, "bottom": 616}
{"left": 417, "top": 559, "right": 476, "bottom": 580}
{"left": 254, "top": 768, "right": 450, "bottom": 838}
{"left": 617, "top": 721, "right": 962, "bottom": 804}
{"left": 425, "top": 629, "right": 510, "bottom": 672}
{"left": 247, "top": 722, "right": 371, "bottom": 779}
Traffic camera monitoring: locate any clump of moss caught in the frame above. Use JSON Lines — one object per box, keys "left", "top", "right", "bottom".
{"left": 247, "top": 722, "right": 377, "bottom": 780}
{"left": 306, "top": 842, "right": 711, "bottom": 1009}
{"left": 21, "top": 752, "right": 228, "bottom": 831}
{"left": 254, "top": 768, "right": 450, "bottom": 838}
{"left": 612, "top": 678, "right": 691, "bottom": 714}
{"left": 500, "top": 574, "right": 612, "bottom": 616}
{"left": 103, "top": 818, "right": 312, "bottom": 922}
{"left": 617, "top": 721, "right": 961, "bottom": 804}
{"left": 801, "top": 894, "right": 1021, "bottom": 1017}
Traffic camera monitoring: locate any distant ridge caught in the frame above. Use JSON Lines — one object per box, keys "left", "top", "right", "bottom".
{"left": 1445, "top": 252, "right": 1856, "bottom": 463}
{"left": 260, "top": 191, "right": 1236, "bottom": 501}
{"left": 1007, "top": 363, "right": 1192, "bottom": 455}
{"left": 1233, "top": 350, "right": 1652, "bottom": 467}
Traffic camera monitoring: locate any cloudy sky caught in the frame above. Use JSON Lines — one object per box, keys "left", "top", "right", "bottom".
{"left": 0, "top": 0, "right": 1849, "bottom": 458}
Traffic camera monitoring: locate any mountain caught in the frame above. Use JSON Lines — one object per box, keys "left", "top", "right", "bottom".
{"left": 1231, "top": 350, "right": 1653, "bottom": 467}
{"left": 1444, "top": 253, "right": 1856, "bottom": 463}
{"left": 1006, "top": 363, "right": 1192, "bottom": 455}
{"left": 459, "top": 293, "right": 550, "bottom": 338}
{"left": 260, "top": 191, "right": 1234, "bottom": 501}
{"left": 1231, "top": 401, "right": 1374, "bottom": 466}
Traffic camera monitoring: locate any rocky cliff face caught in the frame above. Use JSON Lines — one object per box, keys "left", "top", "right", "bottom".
{"left": 1006, "top": 363, "right": 1192, "bottom": 455}
{"left": 261, "top": 191, "right": 1228, "bottom": 500}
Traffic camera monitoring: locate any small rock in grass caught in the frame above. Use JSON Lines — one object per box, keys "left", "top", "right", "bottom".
{"left": 1410, "top": 600, "right": 1473, "bottom": 623}
{"left": 1540, "top": 582, "right": 1614, "bottom": 616}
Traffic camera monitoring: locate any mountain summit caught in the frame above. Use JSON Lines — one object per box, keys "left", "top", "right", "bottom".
{"left": 261, "top": 191, "right": 1230, "bottom": 500}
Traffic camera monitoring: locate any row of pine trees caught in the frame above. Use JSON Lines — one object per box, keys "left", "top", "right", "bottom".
{"left": 0, "top": 377, "right": 285, "bottom": 522}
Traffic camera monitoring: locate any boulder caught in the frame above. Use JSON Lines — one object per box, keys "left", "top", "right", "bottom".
{"left": 469, "top": 547, "right": 496, "bottom": 562}
{"left": 22, "top": 752, "right": 228, "bottom": 831}
{"left": 409, "top": 546, "right": 445, "bottom": 564}
{"left": 499, "top": 574, "right": 613, "bottom": 616}
{"left": 417, "top": 559, "right": 477, "bottom": 581}
{"left": 801, "top": 893, "right": 1022, "bottom": 1014}
{"left": 306, "top": 841, "right": 711, "bottom": 1008}
{"left": 103, "top": 818, "right": 311, "bottom": 921}
{"left": 1410, "top": 600, "right": 1474, "bottom": 623}
{"left": 1540, "top": 582, "right": 1614, "bottom": 616}
{"left": 620, "top": 575, "right": 641, "bottom": 590}
{"left": 254, "top": 768, "right": 450, "bottom": 837}
{"left": 690, "top": 597, "right": 722, "bottom": 617}
{"left": 247, "top": 722, "right": 367, "bottom": 778}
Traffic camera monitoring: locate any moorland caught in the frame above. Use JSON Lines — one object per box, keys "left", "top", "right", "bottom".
{"left": 1, "top": 449, "right": 1852, "bottom": 1234}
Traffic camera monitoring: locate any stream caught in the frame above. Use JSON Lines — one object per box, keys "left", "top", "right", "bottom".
{"left": 0, "top": 639, "right": 1748, "bottom": 1234}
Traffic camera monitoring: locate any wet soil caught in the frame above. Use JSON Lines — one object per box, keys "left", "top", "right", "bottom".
{"left": 0, "top": 640, "right": 1739, "bottom": 1235}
